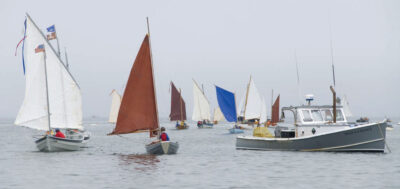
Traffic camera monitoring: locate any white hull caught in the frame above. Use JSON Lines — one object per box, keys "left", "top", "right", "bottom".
{"left": 35, "top": 135, "right": 85, "bottom": 152}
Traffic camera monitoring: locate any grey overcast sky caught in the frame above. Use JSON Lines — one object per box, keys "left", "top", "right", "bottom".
{"left": 0, "top": 0, "right": 399, "bottom": 119}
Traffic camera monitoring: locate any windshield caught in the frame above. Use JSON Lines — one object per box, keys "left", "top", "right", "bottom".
{"left": 311, "top": 110, "right": 323, "bottom": 122}
{"left": 302, "top": 110, "right": 313, "bottom": 122}
{"left": 322, "top": 110, "right": 333, "bottom": 121}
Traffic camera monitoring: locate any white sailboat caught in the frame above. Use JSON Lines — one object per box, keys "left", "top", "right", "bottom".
{"left": 260, "top": 96, "right": 267, "bottom": 124}
{"left": 15, "top": 14, "right": 86, "bottom": 152}
{"left": 238, "top": 76, "right": 262, "bottom": 128}
{"left": 212, "top": 107, "right": 225, "bottom": 124}
{"left": 108, "top": 89, "right": 122, "bottom": 123}
{"left": 192, "top": 79, "right": 213, "bottom": 128}
{"left": 340, "top": 95, "right": 352, "bottom": 118}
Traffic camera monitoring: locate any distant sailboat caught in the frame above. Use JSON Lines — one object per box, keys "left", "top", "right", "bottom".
{"left": 192, "top": 79, "right": 213, "bottom": 128}
{"left": 270, "top": 95, "right": 280, "bottom": 126}
{"left": 15, "top": 14, "right": 87, "bottom": 152}
{"left": 170, "top": 81, "right": 188, "bottom": 130}
{"left": 260, "top": 96, "right": 267, "bottom": 124}
{"left": 238, "top": 76, "right": 262, "bottom": 128}
{"left": 215, "top": 86, "right": 243, "bottom": 134}
{"left": 212, "top": 107, "right": 225, "bottom": 124}
{"left": 108, "top": 89, "right": 121, "bottom": 123}
{"left": 109, "top": 18, "right": 178, "bottom": 155}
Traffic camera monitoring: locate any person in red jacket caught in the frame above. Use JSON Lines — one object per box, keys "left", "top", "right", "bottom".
{"left": 159, "top": 127, "right": 170, "bottom": 141}
{"left": 54, "top": 128, "right": 66, "bottom": 138}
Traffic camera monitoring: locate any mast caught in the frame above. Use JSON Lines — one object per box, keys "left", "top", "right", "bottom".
{"left": 146, "top": 17, "right": 160, "bottom": 133}
{"left": 64, "top": 47, "right": 69, "bottom": 70}
{"left": 54, "top": 25, "right": 61, "bottom": 57}
{"left": 243, "top": 75, "right": 251, "bottom": 120}
{"left": 329, "top": 16, "right": 336, "bottom": 88}
{"left": 270, "top": 89, "right": 274, "bottom": 119}
{"left": 43, "top": 49, "right": 52, "bottom": 131}
{"left": 330, "top": 86, "right": 337, "bottom": 123}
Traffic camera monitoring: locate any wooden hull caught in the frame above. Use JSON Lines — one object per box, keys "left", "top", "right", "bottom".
{"left": 145, "top": 141, "right": 179, "bottom": 155}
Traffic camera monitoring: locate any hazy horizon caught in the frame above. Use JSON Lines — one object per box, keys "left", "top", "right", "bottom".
{"left": 1, "top": 0, "right": 399, "bottom": 120}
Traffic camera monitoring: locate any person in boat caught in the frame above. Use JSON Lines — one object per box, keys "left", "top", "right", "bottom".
{"left": 159, "top": 127, "right": 170, "bottom": 141}
{"left": 54, "top": 128, "right": 66, "bottom": 138}
{"left": 197, "top": 121, "right": 203, "bottom": 127}
{"left": 175, "top": 121, "right": 179, "bottom": 127}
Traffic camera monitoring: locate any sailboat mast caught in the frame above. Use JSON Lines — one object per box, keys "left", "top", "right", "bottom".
{"left": 54, "top": 25, "right": 61, "bottom": 57}
{"left": 64, "top": 47, "right": 69, "bottom": 70}
{"left": 146, "top": 17, "right": 160, "bottom": 132}
{"left": 243, "top": 76, "right": 251, "bottom": 120}
{"left": 43, "top": 49, "right": 52, "bottom": 131}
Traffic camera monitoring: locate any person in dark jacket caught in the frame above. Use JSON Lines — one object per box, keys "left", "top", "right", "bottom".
{"left": 159, "top": 127, "right": 170, "bottom": 141}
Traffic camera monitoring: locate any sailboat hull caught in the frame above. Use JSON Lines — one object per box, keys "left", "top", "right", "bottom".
{"left": 145, "top": 141, "right": 179, "bottom": 155}
{"left": 229, "top": 128, "right": 244, "bottom": 134}
{"left": 35, "top": 135, "right": 85, "bottom": 152}
{"left": 236, "top": 122, "right": 387, "bottom": 152}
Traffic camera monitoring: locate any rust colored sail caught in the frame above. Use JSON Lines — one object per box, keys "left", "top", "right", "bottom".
{"left": 110, "top": 35, "right": 159, "bottom": 135}
{"left": 169, "top": 82, "right": 186, "bottom": 121}
{"left": 271, "top": 95, "right": 280, "bottom": 124}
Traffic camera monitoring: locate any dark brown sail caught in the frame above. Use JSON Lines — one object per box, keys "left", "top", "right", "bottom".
{"left": 110, "top": 35, "right": 159, "bottom": 135}
{"left": 169, "top": 82, "right": 186, "bottom": 121}
{"left": 271, "top": 95, "right": 280, "bottom": 124}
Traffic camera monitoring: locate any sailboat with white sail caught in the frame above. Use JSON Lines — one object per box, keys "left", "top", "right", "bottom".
{"left": 212, "top": 107, "right": 225, "bottom": 124}
{"left": 216, "top": 86, "right": 244, "bottom": 134}
{"left": 170, "top": 82, "right": 188, "bottom": 130}
{"left": 237, "top": 76, "right": 262, "bottom": 129}
{"left": 109, "top": 18, "right": 178, "bottom": 155}
{"left": 15, "top": 14, "right": 87, "bottom": 152}
{"left": 108, "top": 89, "right": 122, "bottom": 123}
{"left": 192, "top": 79, "right": 213, "bottom": 128}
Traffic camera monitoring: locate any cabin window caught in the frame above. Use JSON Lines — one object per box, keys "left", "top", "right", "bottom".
{"left": 322, "top": 110, "right": 333, "bottom": 121}
{"left": 336, "top": 110, "right": 344, "bottom": 121}
{"left": 302, "top": 110, "right": 313, "bottom": 122}
{"left": 311, "top": 110, "right": 323, "bottom": 122}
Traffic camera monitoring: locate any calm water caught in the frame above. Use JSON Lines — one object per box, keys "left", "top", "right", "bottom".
{"left": 1, "top": 118, "right": 400, "bottom": 189}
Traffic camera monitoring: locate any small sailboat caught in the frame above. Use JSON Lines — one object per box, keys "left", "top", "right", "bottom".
{"left": 109, "top": 18, "right": 178, "bottom": 155}
{"left": 192, "top": 79, "right": 213, "bottom": 128}
{"left": 170, "top": 82, "right": 188, "bottom": 130}
{"left": 15, "top": 14, "right": 87, "bottom": 152}
{"left": 108, "top": 89, "right": 122, "bottom": 123}
{"left": 215, "top": 86, "right": 244, "bottom": 134}
{"left": 212, "top": 107, "right": 225, "bottom": 124}
{"left": 237, "top": 76, "right": 262, "bottom": 128}
{"left": 270, "top": 95, "right": 280, "bottom": 126}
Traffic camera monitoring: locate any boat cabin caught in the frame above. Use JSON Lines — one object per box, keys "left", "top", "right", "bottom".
{"left": 281, "top": 105, "right": 348, "bottom": 126}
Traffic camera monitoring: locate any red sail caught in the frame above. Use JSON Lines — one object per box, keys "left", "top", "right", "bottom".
{"left": 169, "top": 82, "right": 186, "bottom": 121}
{"left": 110, "top": 35, "right": 159, "bottom": 135}
{"left": 271, "top": 95, "right": 280, "bottom": 124}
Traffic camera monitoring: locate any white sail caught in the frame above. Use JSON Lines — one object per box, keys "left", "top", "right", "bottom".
{"left": 213, "top": 107, "right": 225, "bottom": 122}
{"left": 243, "top": 77, "right": 262, "bottom": 120}
{"left": 108, "top": 89, "right": 121, "bottom": 123}
{"left": 15, "top": 14, "right": 83, "bottom": 130}
{"left": 260, "top": 96, "right": 267, "bottom": 123}
{"left": 192, "top": 80, "right": 211, "bottom": 121}
{"left": 238, "top": 91, "right": 246, "bottom": 117}
{"left": 341, "top": 95, "right": 353, "bottom": 117}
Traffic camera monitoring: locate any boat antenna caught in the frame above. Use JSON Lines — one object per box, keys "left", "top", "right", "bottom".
{"left": 294, "top": 49, "right": 301, "bottom": 104}
{"left": 328, "top": 12, "right": 336, "bottom": 88}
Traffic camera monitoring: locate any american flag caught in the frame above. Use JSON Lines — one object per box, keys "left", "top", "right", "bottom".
{"left": 46, "top": 25, "right": 57, "bottom": 40}
{"left": 35, "top": 44, "right": 45, "bottom": 53}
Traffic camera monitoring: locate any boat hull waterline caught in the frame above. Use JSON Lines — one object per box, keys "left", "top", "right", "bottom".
{"left": 236, "top": 122, "right": 387, "bottom": 152}
{"left": 35, "top": 135, "right": 85, "bottom": 152}
{"left": 145, "top": 141, "right": 179, "bottom": 155}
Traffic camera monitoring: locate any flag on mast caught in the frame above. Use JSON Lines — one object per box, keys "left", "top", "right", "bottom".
{"left": 46, "top": 25, "right": 57, "bottom": 40}
{"left": 35, "top": 44, "right": 45, "bottom": 53}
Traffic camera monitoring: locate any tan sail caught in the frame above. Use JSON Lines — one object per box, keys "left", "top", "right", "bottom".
{"left": 110, "top": 35, "right": 159, "bottom": 135}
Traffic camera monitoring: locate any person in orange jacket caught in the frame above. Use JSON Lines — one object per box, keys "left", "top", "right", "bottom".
{"left": 54, "top": 128, "right": 66, "bottom": 138}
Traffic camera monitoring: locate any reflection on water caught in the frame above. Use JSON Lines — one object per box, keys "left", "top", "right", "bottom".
{"left": 117, "top": 153, "right": 160, "bottom": 172}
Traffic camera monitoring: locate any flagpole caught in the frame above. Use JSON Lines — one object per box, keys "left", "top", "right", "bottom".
{"left": 64, "top": 47, "right": 69, "bottom": 70}
{"left": 54, "top": 25, "right": 61, "bottom": 57}
{"left": 43, "top": 48, "right": 52, "bottom": 132}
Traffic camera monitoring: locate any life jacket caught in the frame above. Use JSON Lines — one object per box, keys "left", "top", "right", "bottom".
{"left": 55, "top": 131, "right": 66, "bottom": 138}
{"left": 160, "top": 132, "right": 169, "bottom": 141}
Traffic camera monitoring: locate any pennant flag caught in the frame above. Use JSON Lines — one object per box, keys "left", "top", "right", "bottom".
{"left": 46, "top": 25, "right": 57, "bottom": 40}
{"left": 35, "top": 44, "right": 45, "bottom": 53}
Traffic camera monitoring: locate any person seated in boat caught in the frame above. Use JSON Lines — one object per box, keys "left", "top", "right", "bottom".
{"left": 159, "top": 127, "right": 170, "bottom": 141}
{"left": 197, "top": 121, "right": 203, "bottom": 127}
{"left": 54, "top": 128, "right": 66, "bottom": 138}
{"left": 175, "top": 121, "right": 179, "bottom": 127}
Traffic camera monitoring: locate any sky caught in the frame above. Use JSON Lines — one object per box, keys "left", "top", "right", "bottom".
{"left": 0, "top": 0, "right": 399, "bottom": 120}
